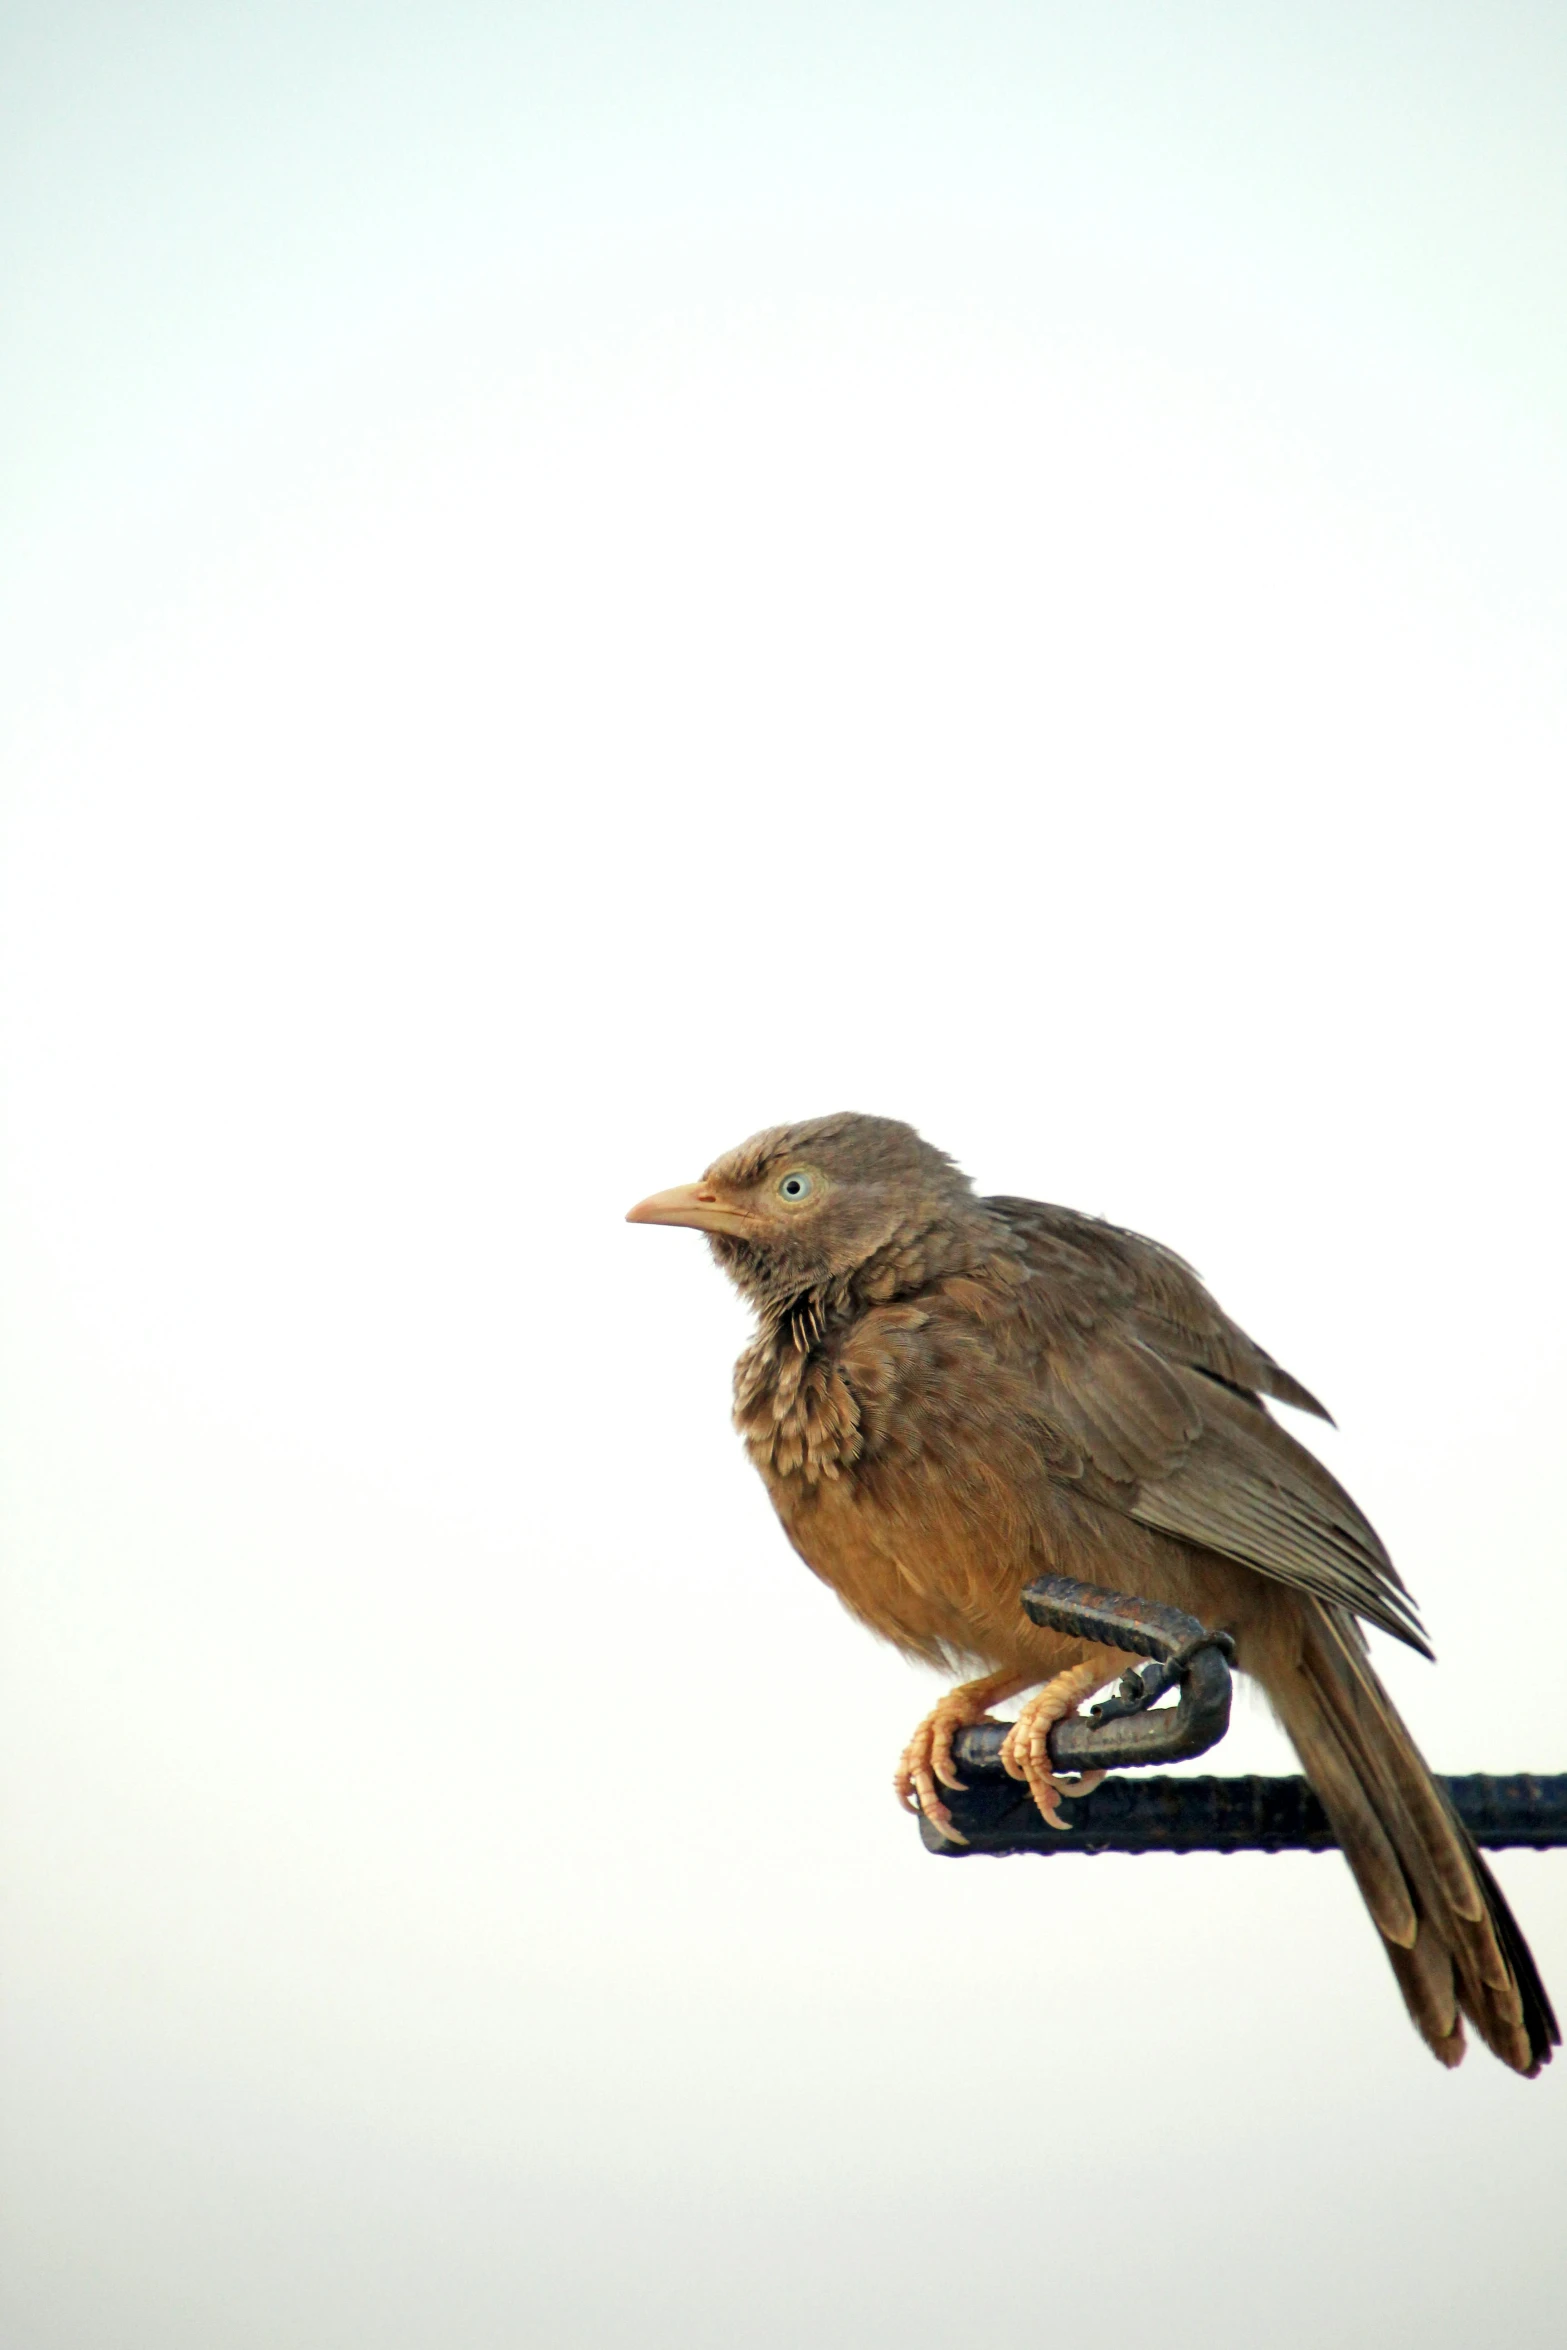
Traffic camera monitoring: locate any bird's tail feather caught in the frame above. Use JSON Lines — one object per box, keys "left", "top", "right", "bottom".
{"left": 1269, "top": 1605, "right": 1557, "bottom": 2076}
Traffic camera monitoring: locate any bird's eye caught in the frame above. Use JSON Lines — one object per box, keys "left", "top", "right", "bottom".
{"left": 777, "top": 1170, "right": 814, "bottom": 1203}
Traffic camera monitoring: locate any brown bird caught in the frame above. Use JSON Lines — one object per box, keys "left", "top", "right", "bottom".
{"left": 629, "top": 1112, "right": 1557, "bottom": 2076}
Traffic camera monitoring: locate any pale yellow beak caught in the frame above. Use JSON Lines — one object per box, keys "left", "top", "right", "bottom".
{"left": 625, "top": 1181, "right": 755, "bottom": 1239}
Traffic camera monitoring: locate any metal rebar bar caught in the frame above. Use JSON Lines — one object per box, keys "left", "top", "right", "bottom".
{"left": 920, "top": 1769, "right": 1567, "bottom": 1856}
{"left": 1019, "top": 1574, "right": 1234, "bottom": 1771}
{"left": 919, "top": 1573, "right": 1567, "bottom": 1858}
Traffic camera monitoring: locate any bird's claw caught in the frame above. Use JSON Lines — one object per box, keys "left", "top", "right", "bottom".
{"left": 999, "top": 1664, "right": 1113, "bottom": 1832}
{"left": 1000, "top": 1755, "right": 1106, "bottom": 1831}
{"left": 895, "top": 1736, "right": 970, "bottom": 1845}
{"left": 910, "top": 1783, "right": 967, "bottom": 1845}
{"left": 895, "top": 1675, "right": 1029, "bottom": 1846}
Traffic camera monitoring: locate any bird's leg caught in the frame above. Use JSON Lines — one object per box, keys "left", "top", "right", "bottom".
{"left": 1001, "top": 1658, "right": 1120, "bottom": 1831}
{"left": 895, "top": 1671, "right": 1033, "bottom": 1846}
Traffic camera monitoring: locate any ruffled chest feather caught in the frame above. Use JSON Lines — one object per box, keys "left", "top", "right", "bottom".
{"left": 732, "top": 1324, "right": 863, "bottom": 1485}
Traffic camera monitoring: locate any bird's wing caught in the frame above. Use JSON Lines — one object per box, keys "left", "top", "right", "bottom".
{"left": 986, "top": 1195, "right": 1332, "bottom": 1420}
{"left": 985, "top": 1197, "right": 1430, "bottom": 1655}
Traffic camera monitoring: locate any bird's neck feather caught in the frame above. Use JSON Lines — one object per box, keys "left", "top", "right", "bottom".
{"left": 735, "top": 1201, "right": 1001, "bottom": 1347}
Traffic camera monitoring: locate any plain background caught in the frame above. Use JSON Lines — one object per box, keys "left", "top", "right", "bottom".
{"left": 3, "top": 6, "right": 1565, "bottom": 2345}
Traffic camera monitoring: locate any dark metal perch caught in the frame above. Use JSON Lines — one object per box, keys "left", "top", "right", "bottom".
{"left": 917, "top": 1574, "right": 1567, "bottom": 1857}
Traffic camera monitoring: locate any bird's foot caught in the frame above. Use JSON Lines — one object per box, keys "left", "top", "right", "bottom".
{"left": 895, "top": 1672, "right": 1031, "bottom": 1845}
{"left": 1000, "top": 1661, "right": 1115, "bottom": 1831}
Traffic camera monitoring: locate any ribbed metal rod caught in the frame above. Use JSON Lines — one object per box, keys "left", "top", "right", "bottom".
{"left": 920, "top": 1770, "right": 1567, "bottom": 1856}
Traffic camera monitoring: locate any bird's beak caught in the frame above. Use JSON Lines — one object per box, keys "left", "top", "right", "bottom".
{"left": 625, "top": 1181, "right": 755, "bottom": 1239}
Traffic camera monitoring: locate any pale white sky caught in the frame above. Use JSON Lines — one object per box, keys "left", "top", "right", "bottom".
{"left": 3, "top": 7, "right": 1565, "bottom": 2346}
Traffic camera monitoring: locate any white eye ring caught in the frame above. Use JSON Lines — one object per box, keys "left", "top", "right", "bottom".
{"left": 777, "top": 1170, "right": 813, "bottom": 1202}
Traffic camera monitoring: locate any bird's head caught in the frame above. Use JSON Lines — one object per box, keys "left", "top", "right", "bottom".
{"left": 627, "top": 1112, "right": 976, "bottom": 1310}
